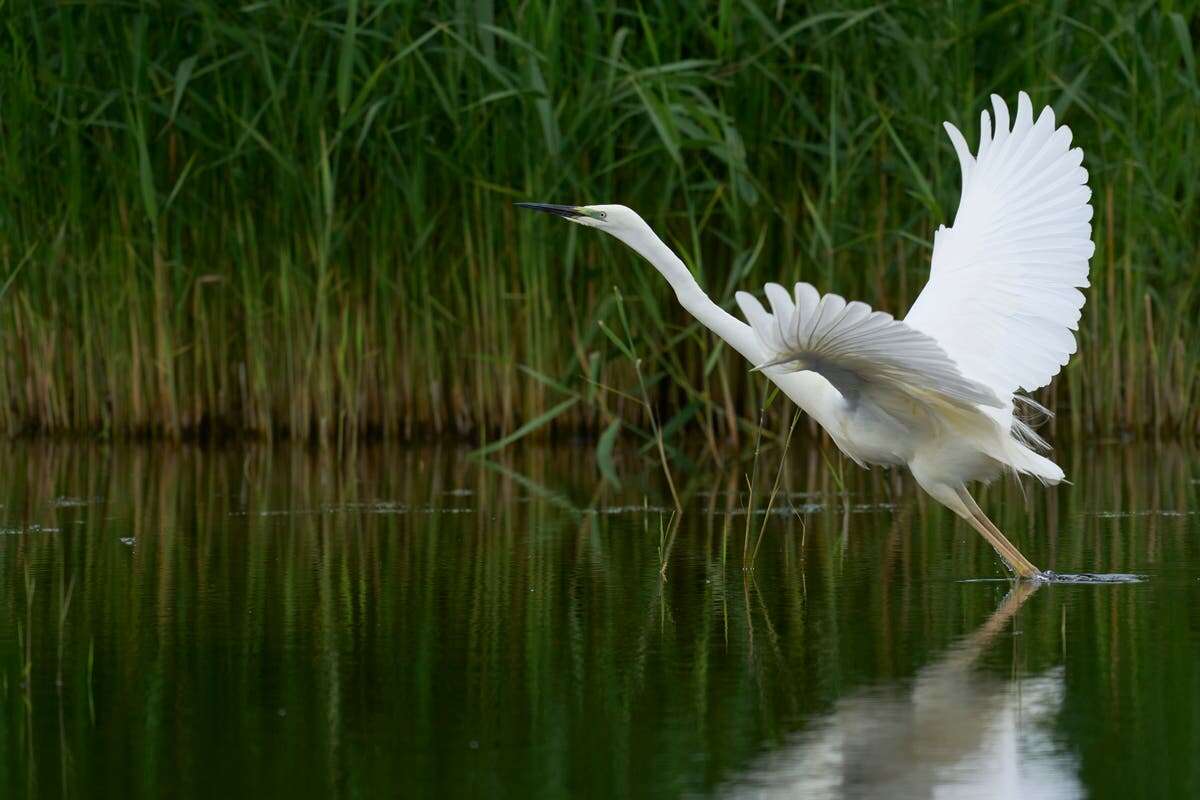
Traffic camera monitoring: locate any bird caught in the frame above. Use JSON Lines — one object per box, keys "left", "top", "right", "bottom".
{"left": 518, "top": 92, "right": 1093, "bottom": 580}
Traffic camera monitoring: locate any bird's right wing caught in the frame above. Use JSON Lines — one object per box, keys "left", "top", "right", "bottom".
{"left": 736, "top": 282, "right": 1003, "bottom": 411}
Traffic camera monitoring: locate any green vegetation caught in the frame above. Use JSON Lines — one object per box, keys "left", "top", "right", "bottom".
{"left": 1, "top": 2, "right": 1197, "bottom": 442}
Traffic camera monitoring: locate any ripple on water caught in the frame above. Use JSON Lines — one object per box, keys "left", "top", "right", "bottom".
{"left": 1038, "top": 571, "right": 1146, "bottom": 584}
{"left": 54, "top": 496, "right": 101, "bottom": 507}
{"left": 1088, "top": 509, "right": 1197, "bottom": 518}
{"left": 0, "top": 524, "right": 60, "bottom": 535}
{"left": 958, "top": 572, "right": 1147, "bottom": 585}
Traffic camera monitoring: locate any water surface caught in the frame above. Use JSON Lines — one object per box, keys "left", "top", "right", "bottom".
{"left": 0, "top": 442, "right": 1197, "bottom": 798}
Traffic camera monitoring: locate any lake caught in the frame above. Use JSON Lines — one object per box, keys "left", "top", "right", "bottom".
{"left": 1, "top": 441, "right": 1197, "bottom": 798}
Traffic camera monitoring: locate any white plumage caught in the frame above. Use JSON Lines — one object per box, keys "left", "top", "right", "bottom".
{"left": 736, "top": 283, "right": 1003, "bottom": 411}
{"left": 519, "top": 91, "right": 1093, "bottom": 579}
{"left": 906, "top": 92, "right": 1093, "bottom": 399}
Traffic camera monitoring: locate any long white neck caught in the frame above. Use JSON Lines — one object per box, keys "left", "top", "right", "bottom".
{"left": 611, "top": 219, "right": 845, "bottom": 432}
{"left": 617, "top": 223, "right": 763, "bottom": 362}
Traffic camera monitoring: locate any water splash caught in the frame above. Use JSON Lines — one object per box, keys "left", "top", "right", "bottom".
{"left": 1038, "top": 571, "right": 1146, "bottom": 584}
{"left": 959, "top": 572, "right": 1146, "bottom": 585}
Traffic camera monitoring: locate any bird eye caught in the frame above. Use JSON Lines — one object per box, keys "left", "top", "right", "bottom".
{"left": 599, "top": 211, "right": 607, "bottom": 219}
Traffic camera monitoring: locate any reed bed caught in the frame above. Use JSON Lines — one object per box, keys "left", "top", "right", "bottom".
{"left": 0, "top": 1, "right": 1196, "bottom": 443}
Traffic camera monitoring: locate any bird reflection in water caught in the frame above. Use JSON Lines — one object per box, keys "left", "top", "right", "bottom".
{"left": 723, "top": 581, "right": 1081, "bottom": 799}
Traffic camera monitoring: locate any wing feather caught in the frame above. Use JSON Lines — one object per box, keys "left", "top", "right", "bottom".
{"left": 905, "top": 92, "right": 1094, "bottom": 398}
{"left": 736, "top": 284, "right": 1003, "bottom": 411}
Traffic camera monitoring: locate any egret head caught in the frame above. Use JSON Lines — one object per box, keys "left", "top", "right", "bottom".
{"left": 517, "top": 202, "right": 666, "bottom": 268}
{"left": 516, "top": 203, "right": 644, "bottom": 234}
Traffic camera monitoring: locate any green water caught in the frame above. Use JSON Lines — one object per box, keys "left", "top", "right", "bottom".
{"left": 0, "top": 443, "right": 1197, "bottom": 798}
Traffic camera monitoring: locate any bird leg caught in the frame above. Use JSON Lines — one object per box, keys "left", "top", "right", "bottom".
{"left": 956, "top": 488, "right": 1042, "bottom": 580}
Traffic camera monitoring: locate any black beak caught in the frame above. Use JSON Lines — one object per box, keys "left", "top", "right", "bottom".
{"left": 515, "top": 202, "right": 584, "bottom": 219}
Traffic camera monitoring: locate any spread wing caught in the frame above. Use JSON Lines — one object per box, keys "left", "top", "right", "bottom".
{"left": 904, "top": 92, "right": 1094, "bottom": 399}
{"left": 736, "top": 282, "right": 1003, "bottom": 411}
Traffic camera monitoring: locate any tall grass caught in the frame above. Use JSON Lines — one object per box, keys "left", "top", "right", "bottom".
{"left": 0, "top": 1, "right": 1196, "bottom": 442}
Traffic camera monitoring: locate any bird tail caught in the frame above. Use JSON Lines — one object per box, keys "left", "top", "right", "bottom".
{"left": 1002, "top": 436, "right": 1065, "bottom": 485}
{"left": 976, "top": 393, "right": 1063, "bottom": 485}
{"left": 1009, "top": 394, "right": 1054, "bottom": 452}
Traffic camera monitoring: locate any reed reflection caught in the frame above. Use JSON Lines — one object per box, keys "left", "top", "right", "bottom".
{"left": 0, "top": 442, "right": 1194, "bottom": 798}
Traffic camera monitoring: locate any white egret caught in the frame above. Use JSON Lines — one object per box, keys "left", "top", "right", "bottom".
{"left": 519, "top": 92, "right": 1093, "bottom": 579}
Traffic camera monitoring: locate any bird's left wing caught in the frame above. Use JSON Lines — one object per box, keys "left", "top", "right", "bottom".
{"left": 904, "top": 93, "right": 1093, "bottom": 399}
{"left": 736, "top": 282, "right": 1003, "bottom": 410}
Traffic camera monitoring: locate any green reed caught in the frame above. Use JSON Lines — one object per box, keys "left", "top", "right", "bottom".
{"left": 0, "top": 1, "right": 1196, "bottom": 443}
